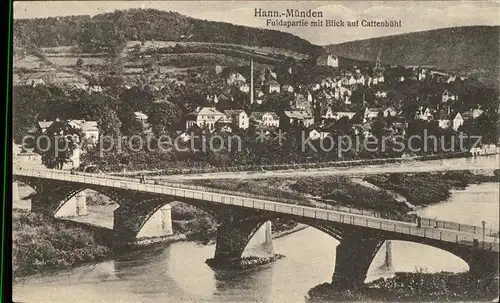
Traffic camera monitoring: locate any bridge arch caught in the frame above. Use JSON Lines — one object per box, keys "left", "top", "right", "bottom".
{"left": 366, "top": 240, "right": 469, "bottom": 278}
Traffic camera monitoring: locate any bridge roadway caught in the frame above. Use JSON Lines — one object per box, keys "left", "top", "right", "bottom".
{"left": 155, "top": 154, "right": 500, "bottom": 180}
{"left": 13, "top": 167, "right": 500, "bottom": 252}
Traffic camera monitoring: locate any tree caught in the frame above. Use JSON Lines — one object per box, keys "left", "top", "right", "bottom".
{"left": 34, "top": 121, "right": 83, "bottom": 169}
{"left": 147, "top": 100, "right": 182, "bottom": 136}
{"left": 76, "top": 58, "right": 84, "bottom": 69}
{"left": 79, "top": 95, "right": 122, "bottom": 137}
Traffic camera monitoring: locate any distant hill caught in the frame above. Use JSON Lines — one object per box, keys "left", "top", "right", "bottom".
{"left": 323, "top": 26, "right": 499, "bottom": 84}
{"left": 14, "top": 9, "right": 320, "bottom": 55}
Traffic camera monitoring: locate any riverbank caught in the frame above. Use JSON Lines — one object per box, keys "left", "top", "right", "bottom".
{"left": 12, "top": 209, "right": 113, "bottom": 278}
{"left": 307, "top": 272, "right": 499, "bottom": 302}
{"left": 364, "top": 170, "right": 499, "bottom": 207}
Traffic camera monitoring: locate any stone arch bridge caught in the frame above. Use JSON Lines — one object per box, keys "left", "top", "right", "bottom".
{"left": 12, "top": 168, "right": 499, "bottom": 289}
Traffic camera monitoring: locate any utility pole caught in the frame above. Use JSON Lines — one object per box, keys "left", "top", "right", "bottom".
{"left": 250, "top": 60, "right": 254, "bottom": 104}
{"left": 482, "top": 220, "right": 486, "bottom": 249}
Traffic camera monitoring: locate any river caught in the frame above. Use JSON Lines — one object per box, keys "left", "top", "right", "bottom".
{"left": 13, "top": 182, "right": 499, "bottom": 302}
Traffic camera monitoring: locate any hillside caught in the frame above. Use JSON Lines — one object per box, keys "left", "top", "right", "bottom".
{"left": 324, "top": 26, "right": 499, "bottom": 84}
{"left": 14, "top": 8, "right": 320, "bottom": 55}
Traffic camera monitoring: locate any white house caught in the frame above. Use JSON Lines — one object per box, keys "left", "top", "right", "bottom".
{"left": 38, "top": 119, "right": 99, "bottom": 142}
{"left": 224, "top": 110, "right": 249, "bottom": 130}
{"left": 438, "top": 119, "right": 451, "bottom": 129}
{"left": 383, "top": 107, "right": 397, "bottom": 117}
{"left": 332, "top": 111, "right": 356, "bottom": 120}
{"left": 364, "top": 108, "right": 382, "bottom": 120}
{"left": 416, "top": 107, "right": 434, "bottom": 121}
{"left": 225, "top": 72, "right": 246, "bottom": 85}
{"left": 26, "top": 79, "right": 45, "bottom": 87}
{"left": 309, "top": 129, "right": 331, "bottom": 140}
{"left": 284, "top": 111, "right": 314, "bottom": 127}
{"left": 267, "top": 80, "right": 281, "bottom": 94}
{"left": 316, "top": 53, "right": 339, "bottom": 68}
{"left": 282, "top": 84, "right": 294, "bottom": 93}
{"left": 442, "top": 89, "right": 458, "bottom": 103}
{"left": 375, "top": 91, "right": 388, "bottom": 98}
{"left": 239, "top": 83, "right": 250, "bottom": 93}
{"left": 250, "top": 112, "right": 280, "bottom": 128}
{"left": 134, "top": 111, "right": 149, "bottom": 128}
{"left": 185, "top": 107, "right": 226, "bottom": 131}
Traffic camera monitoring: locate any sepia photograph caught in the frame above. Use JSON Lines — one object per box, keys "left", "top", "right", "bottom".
{"left": 11, "top": 1, "right": 500, "bottom": 302}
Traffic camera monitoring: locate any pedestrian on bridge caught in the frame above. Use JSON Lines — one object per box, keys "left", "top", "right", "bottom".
{"left": 417, "top": 216, "right": 421, "bottom": 228}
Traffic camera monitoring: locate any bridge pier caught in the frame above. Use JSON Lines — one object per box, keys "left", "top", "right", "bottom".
{"left": 212, "top": 210, "right": 273, "bottom": 265}
{"left": 242, "top": 221, "right": 274, "bottom": 258}
{"left": 55, "top": 191, "right": 88, "bottom": 218}
{"left": 378, "top": 241, "right": 396, "bottom": 277}
{"left": 332, "top": 233, "right": 383, "bottom": 290}
{"left": 136, "top": 204, "right": 174, "bottom": 238}
{"left": 467, "top": 249, "right": 499, "bottom": 278}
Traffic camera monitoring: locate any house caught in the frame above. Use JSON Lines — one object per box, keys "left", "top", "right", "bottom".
{"left": 239, "top": 83, "right": 250, "bottom": 93}
{"left": 442, "top": 89, "right": 458, "bottom": 103}
{"left": 14, "top": 149, "right": 44, "bottom": 168}
{"left": 453, "top": 112, "right": 466, "bottom": 130}
{"left": 316, "top": 53, "right": 339, "bottom": 68}
{"left": 69, "top": 120, "right": 99, "bottom": 141}
{"left": 355, "top": 75, "right": 365, "bottom": 85}
{"left": 309, "top": 129, "right": 331, "bottom": 140}
{"left": 282, "top": 84, "right": 294, "bottom": 93}
{"left": 472, "top": 108, "right": 484, "bottom": 119}
{"left": 284, "top": 110, "right": 314, "bottom": 127}
{"left": 294, "top": 94, "right": 311, "bottom": 111}
{"left": 266, "top": 80, "right": 281, "bottom": 94}
{"left": 348, "top": 76, "right": 357, "bottom": 86}
{"left": 250, "top": 112, "right": 280, "bottom": 128}
{"left": 185, "top": 107, "right": 227, "bottom": 131}
{"left": 364, "top": 108, "right": 382, "bottom": 120}
{"left": 375, "top": 91, "right": 387, "bottom": 98}
{"left": 224, "top": 71, "right": 246, "bottom": 86}
{"left": 383, "top": 107, "right": 397, "bottom": 117}
{"left": 330, "top": 111, "right": 357, "bottom": 120}
{"left": 26, "top": 78, "right": 45, "bottom": 87}
{"left": 447, "top": 75, "right": 456, "bottom": 83}
{"left": 437, "top": 116, "right": 451, "bottom": 129}
{"left": 37, "top": 119, "right": 99, "bottom": 142}
{"left": 214, "top": 115, "right": 234, "bottom": 132}
{"left": 416, "top": 107, "right": 434, "bottom": 121}
{"left": 89, "top": 85, "right": 103, "bottom": 93}
{"left": 224, "top": 110, "right": 249, "bottom": 129}
{"left": 134, "top": 112, "right": 149, "bottom": 128}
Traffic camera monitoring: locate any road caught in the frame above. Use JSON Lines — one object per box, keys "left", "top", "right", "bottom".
{"left": 155, "top": 154, "right": 499, "bottom": 180}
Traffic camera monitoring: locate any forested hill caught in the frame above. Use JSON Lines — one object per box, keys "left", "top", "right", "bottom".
{"left": 324, "top": 26, "right": 499, "bottom": 84}
{"left": 14, "top": 8, "right": 320, "bottom": 54}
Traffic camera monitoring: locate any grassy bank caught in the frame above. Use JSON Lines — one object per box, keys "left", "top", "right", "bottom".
{"left": 308, "top": 272, "right": 499, "bottom": 302}
{"left": 13, "top": 209, "right": 112, "bottom": 278}
{"left": 181, "top": 170, "right": 499, "bottom": 222}
{"left": 364, "top": 170, "right": 500, "bottom": 206}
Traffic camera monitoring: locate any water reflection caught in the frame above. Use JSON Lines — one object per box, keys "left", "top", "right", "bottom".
{"left": 13, "top": 182, "right": 499, "bottom": 303}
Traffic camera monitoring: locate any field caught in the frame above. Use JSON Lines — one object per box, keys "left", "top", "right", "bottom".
{"left": 126, "top": 40, "right": 308, "bottom": 60}
{"left": 14, "top": 40, "right": 289, "bottom": 86}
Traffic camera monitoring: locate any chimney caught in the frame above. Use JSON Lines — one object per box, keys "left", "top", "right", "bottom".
{"left": 250, "top": 60, "right": 254, "bottom": 104}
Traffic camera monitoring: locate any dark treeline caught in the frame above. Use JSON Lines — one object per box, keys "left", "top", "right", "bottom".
{"left": 14, "top": 9, "right": 320, "bottom": 54}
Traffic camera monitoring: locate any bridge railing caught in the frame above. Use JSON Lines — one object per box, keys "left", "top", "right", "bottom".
{"left": 14, "top": 167, "right": 500, "bottom": 240}
{"left": 14, "top": 168, "right": 500, "bottom": 251}
{"left": 73, "top": 170, "right": 500, "bottom": 237}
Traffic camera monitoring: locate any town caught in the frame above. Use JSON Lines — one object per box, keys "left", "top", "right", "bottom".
{"left": 13, "top": 47, "right": 498, "bottom": 172}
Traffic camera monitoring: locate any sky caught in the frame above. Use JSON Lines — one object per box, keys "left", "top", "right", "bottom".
{"left": 13, "top": 1, "right": 500, "bottom": 45}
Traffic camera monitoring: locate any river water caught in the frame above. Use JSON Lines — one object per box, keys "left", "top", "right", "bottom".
{"left": 13, "top": 182, "right": 499, "bottom": 303}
